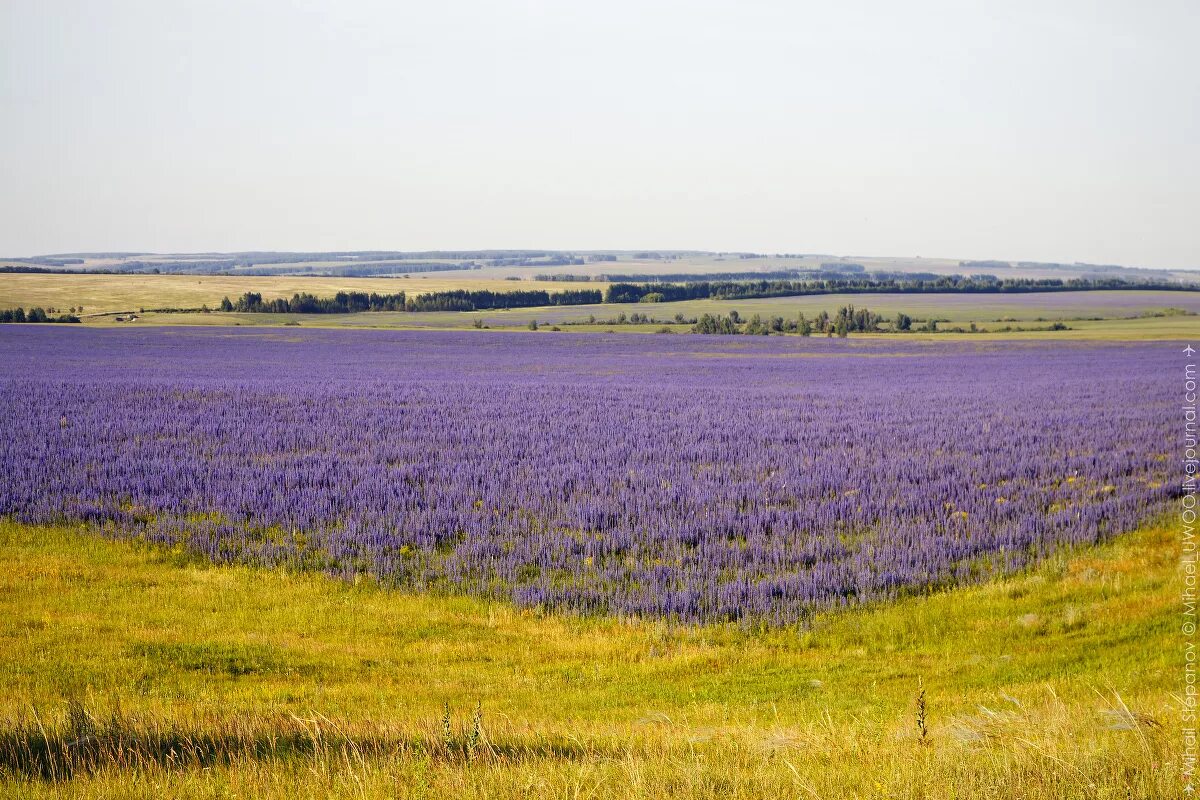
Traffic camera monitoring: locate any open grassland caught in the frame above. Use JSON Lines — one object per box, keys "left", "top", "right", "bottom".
{"left": 0, "top": 273, "right": 601, "bottom": 315}
{"left": 559, "top": 315, "right": 1200, "bottom": 340}
{"left": 76, "top": 301, "right": 1200, "bottom": 341}
{"left": 0, "top": 518, "right": 1176, "bottom": 798}
{"left": 385, "top": 290, "right": 1200, "bottom": 328}
{"left": 4, "top": 270, "right": 1199, "bottom": 340}
{"left": 3, "top": 272, "right": 1197, "bottom": 324}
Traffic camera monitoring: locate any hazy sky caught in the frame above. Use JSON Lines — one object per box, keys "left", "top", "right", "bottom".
{"left": 1, "top": 1, "right": 1197, "bottom": 267}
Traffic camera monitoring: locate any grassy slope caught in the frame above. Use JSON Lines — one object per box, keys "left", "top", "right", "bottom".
{"left": 3, "top": 273, "right": 1199, "bottom": 325}
{"left": 9, "top": 287, "right": 1193, "bottom": 341}
{"left": 0, "top": 519, "right": 1178, "bottom": 797}
{"left": 0, "top": 273, "right": 607, "bottom": 315}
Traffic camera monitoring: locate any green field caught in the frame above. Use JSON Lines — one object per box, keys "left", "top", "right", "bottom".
{"left": 0, "top": 519, "right": 1175, "bottom": 797}
{"left": 46, "top": 293, "right": 1200, "bottom": 341}
{"left": 65, "top": 312, "right": 1198, "bottom": 342}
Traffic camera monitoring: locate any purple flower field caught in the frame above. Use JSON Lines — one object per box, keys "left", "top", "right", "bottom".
{"left": 0, "top": 328, "right": 1176, "bottom": 624}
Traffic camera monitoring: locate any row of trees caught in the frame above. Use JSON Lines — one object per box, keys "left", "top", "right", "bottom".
{"left": 605, "top": 283, "right": 713, "bottom": 303}
{"left": 540, "top": 270, "right": 817, "bottom": 282}
{"left": 892, "top": 313, "right": 940, "bottom": 332}
{"left": 691, "top": 311, "right": 816, "bottom": 335}
{"left": 693, "top": 307, "right": 919, "bottom": 336}
{"left": 608, "top": 274, "right": 1196, "bottom": 305}
{"left": 822, "top": 305, "right": 885, "bottom": 333}
{"left": 404, "top": 288, "right": 600, "bottom": 311}
{"left": 0, "top": 307, "right": 81, "bottom": 324}
{"left": 213, "top": 270, "right": 1195, "bottom": 318}
{"left": 689, "top": 308, "right": 1061, "bottom": 336}
{"left": 219, "top": 288, "right": 604, "bottom": 314}
{"left": 220, "top": 291, "right": 409, "bottom": 313}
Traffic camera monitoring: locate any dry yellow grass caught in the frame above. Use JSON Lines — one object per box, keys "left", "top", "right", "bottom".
{"left": 0, "top": 273, "right": 606, "bottom": 315}
{"left": 0, "top": 519, "right": 1180, "bottom": 797}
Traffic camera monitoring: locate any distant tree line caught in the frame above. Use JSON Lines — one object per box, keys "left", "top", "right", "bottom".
{"left": 404, "top": 288, "right": 600, "bottom": 311}
{"left": 536, "top": 270, "right": 813, "bottom": 282}
{"left": 611, "top": 275, "right": 1199, "bottom": 304}
{"left": 220, "top": 291, "right": 408, "bottom": 313}
{"left": 605, "top": 283, "right": 714, "bottom": 303}
{"left": 0, "top": 265, "right": 145, "bottom": 275}
{"left": 220, "top": 288, "right": 603, "bottom": 314}
{"left": 959, "top": 260, "right": 1012, "bottom": 270}
{"left": 1011, "top": 260, "right": 1177, "bottom": 279}
{"left": 485, "top": 256, "right": 585, "bottom": 267}
{"left": 533, "top": 273, "right": 598, "bottom": 282}
{"left": 0, "top": 307, "right": 81, "bottom": 323}
{"left": 0, "top": 250, "right": 592, "bottom": 276}
{"left": 8, "top": 257, "right": 85, "bottom": 267}
{"left": 235, "top": 261, "right": 475, "bottom": 277}
{"left": 213, "top": 273, "right": 1197, "bottom": 318}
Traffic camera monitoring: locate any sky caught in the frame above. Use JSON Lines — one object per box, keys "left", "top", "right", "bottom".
{"left": 1, "top": 1, "right": 1197, "bottom": 268}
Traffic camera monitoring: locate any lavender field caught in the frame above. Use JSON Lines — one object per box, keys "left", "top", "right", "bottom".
{"left": 0, "top": 328, "right": 1175, "bottom": 625}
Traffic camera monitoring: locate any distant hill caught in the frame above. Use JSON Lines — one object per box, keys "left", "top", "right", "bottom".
{"left": 2, "top": 250, "right": 1194, "bottom": 283}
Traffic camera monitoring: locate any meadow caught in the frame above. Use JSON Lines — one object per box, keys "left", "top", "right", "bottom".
{"left": 77, "top": 309, "right": 1200, "bottom": 341}
{"left": 280, "top": 290, "right": 1200, "bottom": 340}
{"left": 0, "top": 517, "right": 1175, "bottom": 798}
{"left": 5, "top": 268, "right": 1199, "bottom": 342}
{"left": 0, "top": 326, "right": 1184, "bottom": 796}
{"left": 0, "top": 273, "right": 598, "bottom": 315}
